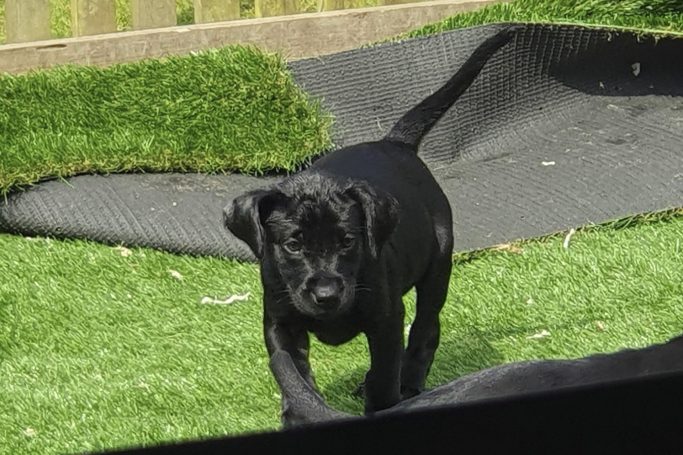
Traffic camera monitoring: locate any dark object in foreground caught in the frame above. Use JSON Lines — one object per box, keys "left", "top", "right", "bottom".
{"left": 270, "top": 335, "right": 683, "bottom": 426}
{"left": 103, "top": 369, "right": 683, "bottom": 455}
{"left": 223, "top": 28, "right": 516, "bottom": 414}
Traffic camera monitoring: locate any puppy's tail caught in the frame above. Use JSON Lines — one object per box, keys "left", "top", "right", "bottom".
{"left": 385, "top": 27, "right": 516, "bottom": 149}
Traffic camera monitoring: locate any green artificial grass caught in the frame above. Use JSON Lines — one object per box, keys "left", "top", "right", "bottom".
{"left": 404, "top": 0, "right": 683, "bottom": 39}
{"left": 1, "top": 213, "right": 682, "bottom": 454}
{"left": 1, "top": 0, "right": 683, "bottom": 454}
{"left": 0, "top": 45, "right": 331, "bottom": 193}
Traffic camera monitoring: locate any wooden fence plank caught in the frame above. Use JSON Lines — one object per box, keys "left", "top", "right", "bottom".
{"left": 71, "top": 0, "right": 117, "bottom": 37}
{"left": 255, "top": 0, "right": 301, "bottom": 17}
{"left": 5, "top": 0, "right": 52, "bottom": 43}
{"left": 132, "top": 0, "right": 177, "bottom": 30}
{"left": 319, "top": 0, "right": 345, "bottom": 12}
{"left": 382, "top": 0, "right": 420, "bottom": 4}
{"left": 193, "top": 0, "right": 240, "bottom": 23}
{"left": 0, "top": 0, "right": 505, "bottom": 74}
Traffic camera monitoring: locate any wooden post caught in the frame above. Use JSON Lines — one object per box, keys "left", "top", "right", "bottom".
{"left": 319, "top": 0, "right": 345, "bottom": 12}
{"left": 193, "top": 0, "right": 240, "bottom": 23}
{"left": 5, "top": 0, "right": 52, "bottom": 43}
{"left": 71, "top": 0, "right": 117, "bottom": 36}
{"left": 255, "top": 0, "right": 301, "bottom": 17}
{"left": 132, "top": 0, "right": 177, "bottom": 30}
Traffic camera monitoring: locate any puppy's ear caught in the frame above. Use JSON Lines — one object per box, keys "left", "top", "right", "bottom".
{"left": 223, "top": 188, "right": 285, "bottom": 258}
{"left": 345, "top": 183, "right": 399, "bottom": 260}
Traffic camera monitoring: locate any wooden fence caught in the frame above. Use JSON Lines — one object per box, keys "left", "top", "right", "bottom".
{"left": 0, "top": 0, "right": 502, "bottom": 73}
{"left": 3, "top": 0, "right": 455, "bottom": 43}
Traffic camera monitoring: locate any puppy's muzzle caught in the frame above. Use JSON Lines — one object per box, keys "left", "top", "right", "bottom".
{"left": 306, "top": 276, "right": 344, "bottom": 309}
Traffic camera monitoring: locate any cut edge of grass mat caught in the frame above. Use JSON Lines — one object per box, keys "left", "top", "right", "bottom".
{"left": 453, "top": 207, "right": 683, "bottom": 266}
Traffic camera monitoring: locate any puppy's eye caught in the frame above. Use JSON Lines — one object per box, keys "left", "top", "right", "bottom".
{"left": 342, "top": 235, "right": 356, "bottom": 249}
{"left": 283, "top": 239, "right": 303, "bottom": 254}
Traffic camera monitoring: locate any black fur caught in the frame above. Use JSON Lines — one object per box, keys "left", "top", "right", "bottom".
{"left": 224, "top": 28, "right": 516, "bottom": 415}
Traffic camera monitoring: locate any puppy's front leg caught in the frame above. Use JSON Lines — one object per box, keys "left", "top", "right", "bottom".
{"left": 264, "top": 317, "right": 316, "bottom": 391}
{"left": 364, "top": 322, "right": 403, "bottom": 413}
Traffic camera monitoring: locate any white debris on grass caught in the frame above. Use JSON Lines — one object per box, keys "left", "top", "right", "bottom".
{"left": 200, "top": 292, "right": 251, "bottom": 305}
{"left": 492, "top": 243, "right": 523, "bottom": 254}
{"left": 114, "top": 246, "right": 133, "bottom": 257}
{"left": 563, "top": 228, "right": 577, "bottom": 250}
{"left": 527, "top": 329, "right": 550, "bottom": 340}
{"left": 542, "top": 161, "right": 556, "bottom": 166}
{"left": 169, "top": 270, "right": 183, "bottom": 281}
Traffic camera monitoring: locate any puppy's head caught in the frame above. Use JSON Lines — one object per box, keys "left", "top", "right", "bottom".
{"left": 224, "top": 174, "right": 399, "bottom": 319}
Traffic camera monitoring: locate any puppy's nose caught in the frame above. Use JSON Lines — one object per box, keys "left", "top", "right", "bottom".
{"left": 310, "top": 278, "right": 343, "bottom": 306}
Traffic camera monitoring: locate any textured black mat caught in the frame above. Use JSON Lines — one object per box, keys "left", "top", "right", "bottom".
{"left": 0, "top": 174, "right": 272, "bottom": 261}
{"left": 1, "top": 23, "right": 681, "bottom": 259}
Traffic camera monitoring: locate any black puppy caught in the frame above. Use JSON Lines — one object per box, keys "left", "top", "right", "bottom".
{"left": 224, "top": 29, "right": 515, "bottom": 413}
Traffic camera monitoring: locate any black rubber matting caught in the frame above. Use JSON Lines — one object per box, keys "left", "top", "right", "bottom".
{"left": 1, "top": 23, "right": 681, "bottom": 260}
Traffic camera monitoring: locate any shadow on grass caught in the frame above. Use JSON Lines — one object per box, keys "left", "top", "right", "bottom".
{"left": 323, "top": 367, "right": 366, "bottom": 415}
{"left": 321, "top": 327, "right": 507, "bottom": 414}
{"left": 428, "top": 328, "right": 506, "bottom": 387}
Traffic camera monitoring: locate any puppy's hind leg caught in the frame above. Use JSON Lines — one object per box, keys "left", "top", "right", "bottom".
{"left": 401, "top": 254, "right": 452, "bottom": 398}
